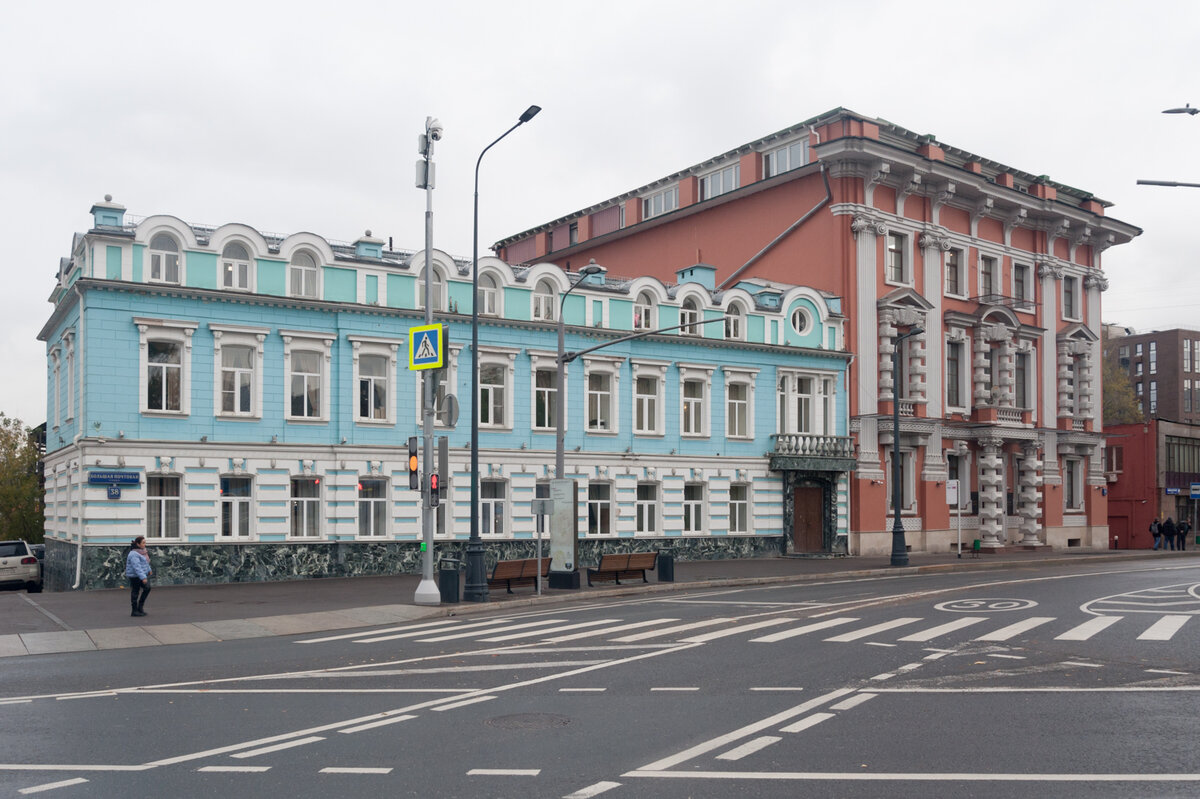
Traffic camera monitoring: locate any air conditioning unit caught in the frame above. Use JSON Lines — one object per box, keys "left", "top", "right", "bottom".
{"left": 1106, "top": 472, "right": 1119, "bottom": 483}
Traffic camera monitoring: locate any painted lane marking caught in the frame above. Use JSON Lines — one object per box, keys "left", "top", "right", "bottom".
{"left": 1055, "top": 616, "right": 1121, "bottom": 641}
{"left": 560, "top": 688, "right": 607, "bottom": 692}
{"left": 611, "top": 618, "right": 737, "bottom": 642}
{"left": 468, "top": 769, "right": 541, "bottom": 776}
{"left": 563, "top": 780, "right": 622, "bottom": 798}
{"left": 651, "top": 687, "right": 700, "bottom": 692}
{"left": 298, "top": 618, "right": 466, "bottom": 644}
{"left": 750, "top": 687, "right": 805, "bottom": 692}
{"left": 338, "top": 714, "right": 417, "bottom": 733}
{"left": 1146, "top": 669, "right": 1189, "bottom": 675}
{"left": 922, "top": 651, "right": 950, "bottom": 660}
{"left": 135, "top": 688, "right": 467, "bottom": 694}
{"left": 432, "top": 695, "right": 497, "bottom": 711}
{"left": 679, "top": 618, "right": 796, "bottom": 642}
{"left": 716, "top": 736, "right": 782, "bottom": 761}
{"left": 326, "top": 661, "right": 606, "bottom": 675}
{"left": 779, "top": 712, "right": 836, "bottom": 734}
{"left": 1138, "top": 614, "right": 1191, "bottom": 640}
{"left": 419, "top": 619, "right": 571, "bottom": 642}
{"left": 870, "top": 673, "right": 895, "bottom": 681}
{"left": 543, "top": 619, "right": 680, "bottom": 643}
{"left": 636, "top": 688, "right": 853, "bottom": 772}
{"left": 626, "top": 769, "right": 1200, "bottom": 782}
{"left": 355, "top": 617, "right": 518, "bottom": 644}
{"left": 824, "top": 618, "right": 923, "bottom": 643}
{"left": 19, "top": 778, "right": 89, "bottom": 794}
{"left": 480, "top": 619, "right": 622, "bottom": 642}
{"left": 989, "top": 654, "right": 1027, "bottom": 660}
{"left": 58, "top": 692, "right": 117, "bottom": 701}
{"left": 865, "top": 642, "right": 897, "bottom": 647}
{"left": 230, "top": 736, "right": 325, "bottom": 759}
{"left": 897, "top": 662, "right": 924, "bottom": 672}
{"left": 1061, "top": 661, "right": 1102, "bottom": 669}
{"left": 0, "top": 766, "right": 151, "bottom": 773}
{"left": 319, "top": 767, "right": 393, "bottom": 774}
{"left": 897, "top": 617, "right": 988, "bottom": 642}
{"left": 750, "top": 617, "right": 859, "bottom": 643}
{"left": 829, "top": 693, "right": 876, "bottom": 711}
{"left": 974, "top": 616, "right": 1056, "bottom": 641}
{"left": 197, "top": 766, "right": 271, "bottom": 773}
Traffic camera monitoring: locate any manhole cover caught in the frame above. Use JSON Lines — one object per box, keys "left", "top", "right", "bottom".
{"left": 485, "top": 713, "right": 571, "bottom": 730}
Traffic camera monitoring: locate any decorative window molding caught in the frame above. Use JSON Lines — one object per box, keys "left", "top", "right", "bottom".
{"left": 722, "top": 365, "right": 758, "bottom": 439}
{"left": 477, "top": 348, "right": 518, "bottom": 430}
{"left": 281, "top": 330, "right": 333, "bottom": 423}
{"left": 221, "top": 241, "right": 254, "bottom": 292}
{"left": 678, "top": 363, "right": 714, "bottom": 439}
{"left": 583, "top": 355, "right": 623, "bottom": 435}
{"left": 220, "top": 475, "right": 253, "bottom": 539}
{"left": 289, "top": 250, "right": 321, "bottom": 299}
{"left": 631, "top": 360, "right": 668, "bottom": 436}
{"left": 532, "top": 279, "right": 556, "bottom": 322}
{"left": 349, "top": 336, "right": 400, "bottom": 425}
{"left": 147, "top": 232, "right": 183, "bottom": 285}
{"left": 135, "top": 317, "right": 197, "bottom": 417}
{"left": 944, "top": 248, "right": 966, "bottom": 298}
{"left": 528, "top": 351, "right": 561, "bottom": 432}
{"left": 290, "top": 475, "right": 322, "bottom": 538}
{"left": 634, "top": 291, "right": 656, "bottom": 330}
{"left": 211, "top": 324, "right": 268, "bottom": 420}
{"left": 357, "top": 477, "right": 388, "bottom": 537}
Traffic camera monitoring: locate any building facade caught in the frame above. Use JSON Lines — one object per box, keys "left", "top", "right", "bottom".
{"left": 39, "top": 199, "right": 852, "bottom": 590}
{"left": 1106, "top": 419, "right": 1200, "bottom": 548}
{"left": 1108, "top": 328, "right": 1200, "bottom": 423}
{"left": 496, "top": 108, "right": 1142, "bottom": 555}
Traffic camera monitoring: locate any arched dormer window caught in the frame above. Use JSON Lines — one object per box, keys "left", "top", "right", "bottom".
{"left": 289, "top": 251, "right": 319, "bottom": 299}
{"left": 478, "top": 273, "right": 499, "bottom": 316}
{"left": 533, "top": 279, "right": 556, "bottom": 321}
{"left": 417, "top": 267, "right": 446, "bottom": 312}
{"left": 221, "top": 242, "right": 251, "bottom": 290}
{"left": 634, "top": 291, "right": 655, "bottom": 330}
{"left": 725, "top": 302, "right": 745, "bottom": 340}
{"left": 148, "top": 233, "right": 181, "bottom": 285}
{"left": 680, "top": 297, "right": 701, "bottom": 336}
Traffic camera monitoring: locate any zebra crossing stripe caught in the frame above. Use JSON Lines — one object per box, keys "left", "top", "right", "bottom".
{"left": 1055, "top": 616, "right": 1121, "bottom": 641}
{"left": 419, "top": 619, "right": 571, "bottom": 643}
{"left": 544, "top": 619, "right": 681, "bottom": 643}
{"left": 824, "top": 618, "right": 923, "bottom": 643}
{"left": 751, "top": 617, "right": 860, "bottom": 643}
{"left": 974, "top": 616, "right": 1056, "bottom": 641}
{"left": 1138, "top": 615, "right": 1191, "bottom": 641}
{"left": 611, "top": 618, "right": 737, "bottom": 642}
{"left": 479, "top": 619, "right": 622, "bottom": 642}
{"left": 897, "top": 617, "right": 988, "bottom": 642}
{"left": 679, "top": 618, "right": 796, "bottom": 643}
{"left": 355, "top": 618, "right": 513, "bottom": 644}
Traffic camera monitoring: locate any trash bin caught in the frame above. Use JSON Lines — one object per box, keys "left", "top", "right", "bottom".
{"left": 439, "top": 558, "right": 461, "bottom": 604}
{"left": 657, "top": 552, "right": 674, "bottom": 583}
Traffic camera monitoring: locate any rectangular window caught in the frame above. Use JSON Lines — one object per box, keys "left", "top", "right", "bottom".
{"left": 1149, "top": 341, "right": 1157, "bottom": 374}
{"left": 1014, "top": 263, "right": 1032, "bottom": 309}
{"left": 795, "top": 376, "right": 814, "bottom": 433}
{"left": 763, "top": 139, "right": 809, "bottom": 178}
{"left": 587, "top": 372, "right": 612, "bottom": 431}
{"left": 1015, "top": 352, "right": 1031, "bottom": 409}
{"left": 357, "top": 478, "right": 387, "bottom": 537}
{"left": 358, "top": 354, "right": 388, "bottom": 421}
{"left": 886, "top": 233, "right": 906, "bottom": 283}
{"left": 1136, "top": 343, "right": 1143, "bottom": 356}
{"left": 1064, "top": 459, "right": 1083, "bottom": 511}
{"left": 290, "top": 351, "right": 322, "bottom": 418}
{"left": 534, "top": 368, "right": 556, "bottom": 430}
{"left": 1136, "top": 362, "right": 1144, "bottom": 377}
{"left": 946, "top": 341, "right": 963, "bottom": 408}
{"left": 887, "top": 450, "right": 916, "bottom": 512}
{"left": 635, "top": 375, "right": 659, "bottom": 434}
{"left": 727, "top": 382, "right": 749, "bottom": 438}
{"left": 587, "top": 483, "right": 612, "bottom": 535}
{"left": 220, "top": 476, "right": 251, "bottom": 538}
{"left": 636, "top": 483, "right": 657, "bottom": 533}
{"left": 683, "top": 483, "right": 704, "bottom": 532}
{"left": 290, "top": 477, "right": 320, "bottom": 538}
{"left": 1185, "top": 340, "right": 1191, "bottom": 373}
{"left": 1105, "top": 446, "right": 1124, "bottom": 473}
{"left": 699, "top": 164, "right": 739, "bottom": 201}
{"left": 682, "top": 379, "right": 705, "bottom": 435}
{"left": 289, "top": 261, "right": 318, "bottom": 298}
{"left": 1194, "top": 340, "right": 1200, "bottom": 372}
{"left": 480, "top": 480, "right": 505, "bottom": 536}
{"left": 729, "top": 483, "right": 748, "bottom": 533}
{"left": 945, "top": 250, "right": 962, "bottom": 296}
{"left": 479, "top": 364, "right": 507, "bottom": 427}
{"left": 1136, "top": 381, "right": 1144, "bottom": 397}
{"left": 642, "top": 186, "right": 678, "bottom": 220}
{"left": 1187, "top": 379, "right": 1193, "bottom": 413}
{"left": 221, "top": 345, "right": 254, "bottom": 415}
{"left": 568, "top": 222, "right": 579, "bottom": 246}
{"left": 146, "top": 475, "right": 180, "bottom": 539}
{"left": 1063, "top": 276, "right": 1079, "bottom": 319}
{"left": 147, "top": 340, "right": 182, "bottom": 412}
{"left": 980, "top": 256, "right": 997, "bottom": 299}
{"left": 1150, "top": 380, "right": 1158, "bottom": 414}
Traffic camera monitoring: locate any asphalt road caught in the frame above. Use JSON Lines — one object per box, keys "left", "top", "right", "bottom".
{"left": 3, "top": 559, "right": 1200, "bottom": 798}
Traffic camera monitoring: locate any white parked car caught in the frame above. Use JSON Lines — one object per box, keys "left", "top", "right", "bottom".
{"left": 0, "top": 540, "right": 42, "bottom": 593}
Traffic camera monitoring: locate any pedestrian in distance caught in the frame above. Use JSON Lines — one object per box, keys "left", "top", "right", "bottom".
{"left": 125, "top": 536, "right": 152, "bottom": 617}
{"left": 1150, "top": 517, "right": 1162, "bottom": 550}
{"left": 1179, "top": 519, "right": 1191, "bottom": 552}
{"left": 1163, "top": 517, "right": 1178, "bottom": 551}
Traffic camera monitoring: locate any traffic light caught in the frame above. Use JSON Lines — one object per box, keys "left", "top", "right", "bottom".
{"left": 408, "top": 436, "right": 419, "bottom": 490}
{"left": 429, "top": 473, "right": 439, "bottom": 507}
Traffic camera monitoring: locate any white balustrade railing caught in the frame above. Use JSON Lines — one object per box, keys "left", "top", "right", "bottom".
{"left": 770, "top": 434, "right": 856, "bottom": 459}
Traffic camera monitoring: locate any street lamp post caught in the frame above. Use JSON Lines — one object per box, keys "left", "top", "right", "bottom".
{"left": 464, "top": 104, "right": 541, "bottom": 604}
{"left": 890, "top": 326, "right": 924, "bottom": 567}
{"left": 555, "top": 264, "right": 603, "bottom": 479}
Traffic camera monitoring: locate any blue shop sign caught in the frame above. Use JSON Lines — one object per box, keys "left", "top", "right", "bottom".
{"left": 88, "top": 470, "right": 141, "bottom": 485}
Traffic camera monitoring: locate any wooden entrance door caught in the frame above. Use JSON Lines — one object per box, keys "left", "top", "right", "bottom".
{"left": 792, "top": 486, "right": 825, "bottom": 553}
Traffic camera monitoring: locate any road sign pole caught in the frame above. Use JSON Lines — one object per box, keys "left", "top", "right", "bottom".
{"left": 413, "top": 119, "right": 440, "bottom": 606}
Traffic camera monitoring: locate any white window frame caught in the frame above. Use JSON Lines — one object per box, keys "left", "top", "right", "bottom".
{"left": 146, "top": 473, "right": 182, "bottom": 540}
{"left": 683, "top": 482, "right": 704, "bottom": 532}
{"left": 698, "top": 163, "right": 739, "bottom": 201}
{"left": 221, "top": 241, "right": 253, "bottom": 291}
{"left": 529, "top": 353, "right": 559, "bottom": 432}
{"left": 1149, "top": 341, "right": 1157, "bottom": 374}
{"left": 1012, "top": 263, "right": 1034, "bottom": 311}
{"left": 1063, "top": 458, "right": 1084, "bottom": 512}
{"left": 777, "top": 370, "right": 836, "bottom": 435}
{"left": 945, "top": 248, "right": 966, "bottom": 298}
{"left": 679, "top": 297, "right": 702, "bottom": 336}
{"left": 763, "top": 138, "right": 809, "bottom": 178}
{"left": 290, "top": 476, "right": 322, "bottom": 538}
{"left": 634, "top": 291, "right": 656, "bottom": 330}
{"left": 886, "top": 448, "right": 917, "bottom": 513}
{"left": 729, "top": 483, "right": 750, "bottom": 533}
{"left": 636, "top": 482, "right": 658, "bottom": 534}
{"left": 532, "top": 279, "right": 556, "bottom": 321}
{"left": 478, "top": 272, "right": 501, "bottom": 316}
{"left": 632, "top": 361, "right": 668, "bottom": 436}
{"left": 288, "top": 250, "right": 320, "bottom": 299}
{"left": 480, "top": 479, "right": 507, "bottom": 536}
{"left": 282, "top": 331, "right": 333, "bottom": 423}
{"left": 791, "top": 307, "right": 812, "bottom": 335}
{"left": 147, "top": 233, "right": 182, "bottom": 285}
{"left": 477, "top": 349, "right": 517, "bottom": 430}
{"left": 979, "top": 254, "right": 999, "bottom": 299}
{"left": 211, "top": 325, "right": 267, "bottom": 420}
{"left": 724, "top": 302, "right": 745, "bottom": 340}
{"left": 678, "top": 364, "right": 713, "bottom": 438}
{"left": 136, "top": 317, "right": 197, "bottom": 417}
{"left": 1014, "top": 349, "right": 1035, "bottom": 410}
{"left": 357, "top": 477, "right": 388, "bottom": 538}
{"left": 945, "top": 334, "right": 968, "bottom": 411}
{"left": 723, "top": 366, "right": 757, "bottom": 440}
{"left": 417, "top": 266, "right": 447, "bottom": 312}
{"left": 1062, "top": 274, "right": 1081, "bottom": 321}
{"left": 348, "top": 337, "right": 398, "bottom": 425}
{"left": 885, "top": 232, "right": 910, "bottom": 286}
{"left": 220, "top": 475, "right": 253, "bottom": 539}
{"left": 583, "top": 356, "right": 622, "bottom": 435}
{"left": 642, "top": 186, "right": 678, "bottom": 220}
{"left": 587, "top": 482, "right": 613, "bottom": 536}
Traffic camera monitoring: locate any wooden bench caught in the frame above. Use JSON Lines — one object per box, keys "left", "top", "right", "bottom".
{"left": 487, "top": 557, "right": 551, "bottom": 593}
{"left": 586, "top": 552, "right": 658, "bottom": 587}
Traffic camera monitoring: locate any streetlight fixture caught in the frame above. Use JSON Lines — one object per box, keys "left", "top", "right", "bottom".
{"left": 555, "top": 263, "right": 604, "bottom": 479}
{"left": 890, "top": 326, "right": 924, "bottom": 567}
{"left": 464, "top": 104, "right": 542, "bottom": 603}
{"left": 1163, "top": 103, "right": 1198, "bottom": 115}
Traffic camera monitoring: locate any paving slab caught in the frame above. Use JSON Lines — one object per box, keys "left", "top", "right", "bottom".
{"left": 87, "top": 626, "right": 163, "bottom": 650}
{"left": 0, "top": 634, "right": 29, "bottom": 658}
{"left": 21, "top": 631, "right": 96, "bottom": 655}
{"left": 252, "top": 611, "right": 366, "bottom": 636}
{"left": 144, "top": 624, "right": 221, "bottom": 645}
{"left": 338, "top": 604, "right": 444, "bottom": 626}
{"left": 193, "top": 619, "right": 274, "bottom": 640}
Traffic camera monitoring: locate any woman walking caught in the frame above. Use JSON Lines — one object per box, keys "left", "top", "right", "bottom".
{"left": 125, "top": 536, "right": 152, "bottom": 617}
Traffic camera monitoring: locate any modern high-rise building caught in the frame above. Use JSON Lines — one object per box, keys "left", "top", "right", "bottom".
{"left": 1108, "top": 328, "right": 1200, "bottom": 423}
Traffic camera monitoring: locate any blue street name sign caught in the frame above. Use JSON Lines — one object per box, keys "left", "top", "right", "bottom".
{"left": 1167, "top": 487, "right": 1181, "bottom": 495}
{"left": 88, "top": 470, "right": 140, "bottom": 485}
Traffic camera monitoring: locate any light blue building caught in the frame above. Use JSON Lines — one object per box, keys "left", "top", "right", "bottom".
{"left": 39, "top": 198, "right": 855, "bottom": 589}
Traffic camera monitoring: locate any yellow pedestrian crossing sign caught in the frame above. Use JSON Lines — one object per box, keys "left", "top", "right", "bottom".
{"left": 409, "top": 324, "right": 446, "bottom": 370}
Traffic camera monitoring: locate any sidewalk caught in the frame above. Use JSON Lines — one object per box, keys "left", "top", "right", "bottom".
{"left": 0, "top": 549, "right": 1187, "bottom": 659}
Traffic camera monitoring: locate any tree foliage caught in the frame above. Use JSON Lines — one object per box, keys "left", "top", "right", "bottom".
{"left": 1102, "top": 331, "right": 1144, "bottom": 426}
{"left": 0, "top": 413, "right": 43, "bottom": 542}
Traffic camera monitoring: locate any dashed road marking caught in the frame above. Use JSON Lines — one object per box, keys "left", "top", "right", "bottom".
{"left": 563, "top": 781, "right": 622, "bottom": 798}
{"left": 19, "top": 778, "right": 89, "bottom": 794}
{"left": 716, "top": 735, "right": 782, "bottom": 761}
{"left": 779, "top": 711, "right": 836, "bottom": 733}
{"left": 231, "top": 736, "right": 325, "bottom": 759}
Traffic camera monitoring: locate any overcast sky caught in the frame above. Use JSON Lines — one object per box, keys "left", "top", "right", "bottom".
{"left": 2, "top": 0, "right": 1196, "bottom": 426}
